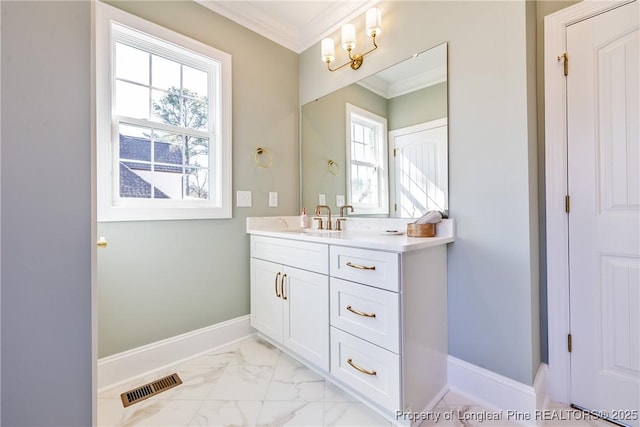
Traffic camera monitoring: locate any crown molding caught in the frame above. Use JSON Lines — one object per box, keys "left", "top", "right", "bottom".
{"left": 297, "top": 0, "right": 379, "bottom": 53}
{"left": 196, "top": 0, "right": 379, "bottom": 53}
{"left": 357, "top": 65, "right": 447, "bottom": 99}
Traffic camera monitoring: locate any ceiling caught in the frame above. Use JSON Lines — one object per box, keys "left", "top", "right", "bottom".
{"left": 358, "top": 43, "right": 447, "bottom": 99}
{"left": 195, "top": 0, "right": 379, "bottom": 53}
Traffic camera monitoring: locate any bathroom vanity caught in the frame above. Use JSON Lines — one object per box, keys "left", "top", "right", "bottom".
{"left": 247, "top": 216, "right": 455, "bottom": 425}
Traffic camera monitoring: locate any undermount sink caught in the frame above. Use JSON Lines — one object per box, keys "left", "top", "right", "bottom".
{"left": 303, "top": 228, "right": 341, "bottom": 234}
{"left": 277, "top": 228, "right": 342, "bottom": 236}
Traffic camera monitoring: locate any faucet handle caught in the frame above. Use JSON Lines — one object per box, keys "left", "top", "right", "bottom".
{"left": 335, "top": 218, "right": 347, "bottom": 231}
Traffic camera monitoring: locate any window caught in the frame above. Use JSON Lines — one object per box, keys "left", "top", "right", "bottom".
{"left": 345, "top": 103, "right": 389, "bottom": 215}
{"left": 96, "top": 3, "right": 232, "bottom": 220}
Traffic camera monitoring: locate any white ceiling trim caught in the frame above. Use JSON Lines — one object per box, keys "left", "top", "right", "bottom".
{"left": 195, "top": 0, "right": 379, "bottom": 53}
{"left": 297, "top": 0, "right": 379, "bottom": 53}
{"left": 357, "top": 65, "right": 447, "bottom": 99}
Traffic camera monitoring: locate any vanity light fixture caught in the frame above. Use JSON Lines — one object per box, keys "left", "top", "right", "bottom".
{"left": 321, "top": 7, "right": 382, "bottom": 72}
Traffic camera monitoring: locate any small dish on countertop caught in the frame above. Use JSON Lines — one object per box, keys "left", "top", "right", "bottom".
{"left": 380, "top": 229, "right": 405, "bottom": 235}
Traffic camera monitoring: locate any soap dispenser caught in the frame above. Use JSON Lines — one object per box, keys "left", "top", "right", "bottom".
{"left": 300, "top": 208, "right": 311, "bottom": 228}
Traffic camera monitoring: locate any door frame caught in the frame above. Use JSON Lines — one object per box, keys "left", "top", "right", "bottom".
{"left": 544, "top": 0, "right": 636, "bottom": 404}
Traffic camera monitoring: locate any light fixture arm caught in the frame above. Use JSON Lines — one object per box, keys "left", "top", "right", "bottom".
{"left": 325, "top": 34, "right": 378, "bottom": 72}
{"left": 322, "top": 8, "right": 382, "bottom": 72}
{"left": 358, "top": 33, "right": 378, "bottom": 59}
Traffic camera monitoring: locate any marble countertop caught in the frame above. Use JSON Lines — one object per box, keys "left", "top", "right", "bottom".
{"left": 246, "top": 216, "right": 455, "bottom": 252}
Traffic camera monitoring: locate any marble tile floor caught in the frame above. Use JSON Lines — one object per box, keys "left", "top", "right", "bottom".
{"left": 420, "top": 391, "right": 620, "bottom": 427}
{"left": 98, "top": 336, "right": 391, "bottom": 427}
{"left": 98, "top": 336, "right": 622, "bottom": 427}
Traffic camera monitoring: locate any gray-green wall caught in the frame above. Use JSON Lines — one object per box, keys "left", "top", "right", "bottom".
{"left": 388, "top": 82, "right": 447, "bottom": 130}
{"left": 98, "top": 1, "right": 299, "bottom": 357}
{"left": 2, "top": 2, "right": 93, "bottom": 425}
{"left": 300, "top": 0, "right": 541, "bottom": 385}
{"left": 301, "top": 84, "right": 386, "bottom": 214}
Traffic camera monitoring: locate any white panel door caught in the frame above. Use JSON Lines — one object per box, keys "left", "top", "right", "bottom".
{"left": 567, "top": 1, "right": 639, "bottom": 424}
{"left": 389, "top": 119, "right": 448, "bottom": 218}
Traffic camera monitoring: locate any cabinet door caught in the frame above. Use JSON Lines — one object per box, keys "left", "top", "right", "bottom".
{"left": 251, "top": 258, "right": 283, "bottom": 343}
{"left": 282, "top": 265, "right": 329, "bottom": 371}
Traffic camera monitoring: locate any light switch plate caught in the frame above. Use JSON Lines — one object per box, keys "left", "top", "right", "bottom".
{"left": 268, "top": 192, "right": 278, "bottom": 207}
{"left": 336, "top": 195, "right": 345, "bottom": 206}
{"left": 236, "top": 190, "right": 252, "bottom": 207}
{"left": 319, "top": 193, "right": 326, "bottom": 205}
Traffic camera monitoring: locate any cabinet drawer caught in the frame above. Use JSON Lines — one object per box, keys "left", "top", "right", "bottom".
{"left": 330, "top": 327, "right": 400, "bottom": 412}
{"left": 330, "top": 278, "right": 399, "bottom": 353}
{"left": 330, "top": 246, "right": 399, "bottom": 291}
{"left": 251, "top": 235, "right": 328, "bottom": 274}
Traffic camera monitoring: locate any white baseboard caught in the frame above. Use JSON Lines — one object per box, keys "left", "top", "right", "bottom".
{"left": 533, "top": 363, "right": 549, "bottom": 411}
{"left": 448, "top": 357, "right": 548, "bottom": 426}
{"left": 97, "top": 315, "right": 252, "bottom": 392}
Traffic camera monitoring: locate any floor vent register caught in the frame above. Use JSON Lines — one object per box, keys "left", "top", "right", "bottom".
{"left": 120, "top": 373, "right": 183, "bottom": 407}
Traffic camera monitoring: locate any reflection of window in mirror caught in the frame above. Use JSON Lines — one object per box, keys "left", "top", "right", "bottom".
{"left": 345, "top": 103, "right": 389, "bottom": 215}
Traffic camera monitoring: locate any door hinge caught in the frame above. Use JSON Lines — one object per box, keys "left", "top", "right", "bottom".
{"left": 557, "top": 52, "right": 569, "bottom": 76}
{"left": 393, "top": 148, "right": 397, "bottom": 157}
{"left": 568, "top": 333, "right": 573, "bottom": 353}
{"left": 394, "top": 203, "right": 397, "bottom": 212}
{"left": 565, "top": 195, "right": 570, "bottom": 213}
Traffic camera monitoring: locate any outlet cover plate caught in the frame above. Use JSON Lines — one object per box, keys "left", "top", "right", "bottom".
{"left": 318, "top": 193, "right": 326, "bottom": 205}
{"left": 236, "top": 190, "right": 252, "bottom": 207}
{"left": 268, "top": 192, "right": 278, "bottom": 207}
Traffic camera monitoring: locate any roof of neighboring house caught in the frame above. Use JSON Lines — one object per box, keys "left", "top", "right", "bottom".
{"left": 119, "top": 163, "right": 170, "bottom": 199}
{"left": 119, "top": 134, "right": 179, "bottom": 199}
{"left": 120, "top": 134, "right": 183, "bottom": 171}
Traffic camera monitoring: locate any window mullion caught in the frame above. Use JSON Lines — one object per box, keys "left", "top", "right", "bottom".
{"left": 182, "top": 131, "right": 187, "bottom": 199}
{"left": 148, "top": 51, "right": 153, "bottom": 127}
{"left": 114, "top": 115, "right": 210, "bottom": 138}
{"left": 149, "top": 126, "right": 155, "bottom": 199}
{"left": 179, "top": 64, "right": 184, "bottom": 129}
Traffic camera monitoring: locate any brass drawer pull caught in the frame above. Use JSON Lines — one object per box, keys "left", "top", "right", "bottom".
{"left": 274, "top": 272, "right": 281, "bottom": 298}
{"left": 347, "top": 358, "right": 377, "bottom": 376}
{"left": 281, "top": 274, "right": 288, "bottom": 300}
{"left": 346, "top": 305, "right": 376, "bottom": 318}
{"left": 346, "top": 261, "right": 376, "bottom": 271}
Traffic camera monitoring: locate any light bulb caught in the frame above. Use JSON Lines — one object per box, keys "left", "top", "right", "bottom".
{"left": 365, "top": 8, "right": 382, "bottom": 37}
{"left": 321, "top": 38, "right": 335, "bottom": 63}
{"left": 341, "top": 24, "right": 356, "bottom": 51}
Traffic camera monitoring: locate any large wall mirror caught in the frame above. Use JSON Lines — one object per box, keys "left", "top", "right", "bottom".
{"left": 301, "top": 42, "right": 448, "bottom": 218}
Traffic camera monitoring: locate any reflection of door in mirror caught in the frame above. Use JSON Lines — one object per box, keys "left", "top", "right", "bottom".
{"left": 389, "top": 118, "right": 448, "bottom": 218}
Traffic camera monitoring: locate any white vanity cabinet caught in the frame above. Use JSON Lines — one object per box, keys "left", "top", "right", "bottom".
{"left": 248, "top": 219, "right": 453, "bottom": 425}
{"left": 328, "top": 245, "right": 448, "bottom": 419}
{"left": 250, "top": 235, "right": 330, "bottom": 370}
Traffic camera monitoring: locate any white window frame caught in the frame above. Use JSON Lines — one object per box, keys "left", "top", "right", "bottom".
{"left": 95, "top": 2, "right": 232, "bottom": 221}
{"left": 345, "top": 103, "right": 389, "bottom": 215}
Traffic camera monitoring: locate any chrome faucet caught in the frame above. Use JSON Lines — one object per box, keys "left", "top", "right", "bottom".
{"left": 314, "top": 205, "right": 332, "bottom": 230}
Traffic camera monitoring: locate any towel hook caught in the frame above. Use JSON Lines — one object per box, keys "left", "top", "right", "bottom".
{"left": 328, "top": 160, "right": 341, "bottom": 176}
{"left": 255, "top": 147, "right": 273, "bottom": 168}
